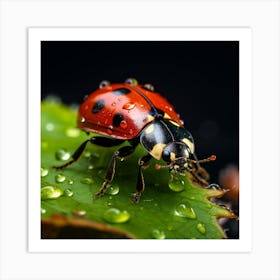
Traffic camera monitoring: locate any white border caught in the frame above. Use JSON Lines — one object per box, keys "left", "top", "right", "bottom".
{"left": 28, "top": 27, "right": 252, "bottom": 253}
{"left": 1, "top": 1, "right": 279, "bottom": 279}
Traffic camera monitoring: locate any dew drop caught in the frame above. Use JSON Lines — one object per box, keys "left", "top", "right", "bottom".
{"left": 152, "top": 229, "right": 166, "bottom": 239}
{"left": 88, "top": 164, "right": 94, "bottom": 170}
{"left": 122, "top": 102, "right": 136, "bottom": 110}
{"left": 66, "top": 127, "right": 80, "bottom": 138}
{"left": 80, "top": 177, "right": 94, "bottom": 184}
{"left": 55, "top": 148, "right": 71, "bottom": 161}
{"left": 41, "top": 208, "right": 46, "bottom": 214}
{"left": 64, "top": 188, "right": 74, "bottom": 197}
{"left": 40, "top": 167, "right": 49, "bottom": 177}
{"left": 106, "top": 185, "right": 119, "bottom": 195}
{"left": 174, "top": 203, "right": 196, "bottom": 219}
{"left": 196, "top": 223, "right": 206, "bottom": 234}
{"left": 55, "top": 173, "right": 66, "bottom": 183}
{"left": 84, "top": 151, "right": 91, "bottom": 158}
{"left": 107, "top": 125, "right": 113, "bottom": 135}
{"left": 72, "top": 210, "right": 86, "bottom": 217}
{"left": 120, "top": 120, "right": 128, "bottom": 129}
{"left": 168, "top": 176, "right": 185, "bottom": 192}
{"left": 45, "top": 122, "right": 55, "bottom": 131}
{"left": 41, "top": 185, "right": 64, "bottom": 200}
{"left": 206, "top": 183, "right": 223, "bottom": 190}
{"left": 68, "top": 179, "right": 74, "bottom": 185}
{"left": 103, "top": 208, "right": 130, "bottom": 224}
{"left": 128, "top": 128, "right": 133, "bottom": 135}
{"left": 80, "top": 117, "right": 86, "bottom": 123}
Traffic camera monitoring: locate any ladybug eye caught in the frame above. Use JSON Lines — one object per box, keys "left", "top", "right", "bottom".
{"left": 125, "top": 78, "right": 138, "bottom": 85}
{"left": 99, "top": 80, "right": 111, "bottom": 89}
{"left": 162, "top": 150, "right": 171, "bottom": 163}
{"left": 143, "top": 83, "right": 154, "bottom": 91}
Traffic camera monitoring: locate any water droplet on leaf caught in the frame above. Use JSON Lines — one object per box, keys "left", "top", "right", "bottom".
{"left": 103, "top": 208, "right": 130, "bottom": 224}
{"left": 55, "top": 173, "right": 66, "bottom": 183}
{"left": 40, "top": 167, "right": 48, "bottom": 177}
{"left": 174, "top": 203, "right": 196, "bottom": 219}
{"left": 106, "top": 185, "right": 119, "bottom": 195}
{"left": 64, "top": 188, "right": 74, "bottom": 197}
{"left": 72, "top": 210, "right": 86, "bottom": 217}
{"left": 80, "top": 177, "right": 93, "bottom": 184}
{"left": 152, "top": 229, "right": 166, "bottom": 239}
{"left": 41, "top": 185, "right": 64, "bottom": 200}
{"left": 196, "top": 223, "right": 206, "bottom": 234}
{"left": 55, "top": 148, "right": 71, "bottom": 161}
{"left": 168, "top": 176, "right": 185, "bottom": 192}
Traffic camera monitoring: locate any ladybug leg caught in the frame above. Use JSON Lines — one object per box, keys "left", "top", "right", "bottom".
{"left": 52, "top": 139, "right": 91, "bottom": 170}
{"left": 53, "top": 137, "right": 123, "bottom": 170}
{"left": 94, "top": 145, "right": 136, "bottom": 199}
{"left": 132, "top": 154, "right": 152, "bottom": 203}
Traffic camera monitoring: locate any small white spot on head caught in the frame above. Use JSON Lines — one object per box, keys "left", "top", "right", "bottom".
{"left": 145, "top": 124, "right": 154, "bottom": 134}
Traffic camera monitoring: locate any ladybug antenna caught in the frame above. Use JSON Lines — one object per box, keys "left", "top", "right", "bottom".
{"left": 189, "top": 155, "right": 216, "bottom": 164}
{"left": 154, "top": 163, "right": 171, "bottom": 170}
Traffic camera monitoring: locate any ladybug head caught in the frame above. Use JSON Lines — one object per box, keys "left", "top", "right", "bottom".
{"left": 161, "top": 142, "right": 191, "bottom": 173}
{"left": 156, "top": 141, "right": 216, "bottom": 174}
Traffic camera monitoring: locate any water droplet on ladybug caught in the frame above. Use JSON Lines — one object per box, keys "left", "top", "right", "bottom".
{"left": 129, "top": 129, "right": 133, "bottom": 135}
{"left": 124, "top": 78, "right": 138, "bottom": 85}
{"left": 103, "top": 208, "right": 130, "bottom": 224}
{"left": 120, "top": 120, "right": 128, "bottom": 129}
{"left": 122, "top": 102, "right": 135, "bottom": 110}
{"left": 80, "top": 117, "right": 86, "bottom": 123}
{"left": 111, "top": 102, "right": 116, "bottom": 107}
{"left": 99, "top": 80, "right": 111, "bottom": 88}
{"left": 107, "top": 125, "right": 113, "bottom": 134}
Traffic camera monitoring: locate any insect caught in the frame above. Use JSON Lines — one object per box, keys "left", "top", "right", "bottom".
{"left": 53, "top": 78, "right": 216, "bottom": 203}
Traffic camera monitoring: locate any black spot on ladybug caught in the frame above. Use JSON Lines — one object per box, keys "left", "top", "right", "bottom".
{"left": 112, "top": 113, "right": 125, "bottom": 127}
{"left": 92, "top": 99, "right": 105, "bottom": 114}
{"left": 112, "top": 88, "right": 131, "bottom": 96}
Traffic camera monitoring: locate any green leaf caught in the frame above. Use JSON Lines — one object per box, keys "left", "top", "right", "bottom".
{"left": 41, "top": 101, "right": 236, "bottom": 239}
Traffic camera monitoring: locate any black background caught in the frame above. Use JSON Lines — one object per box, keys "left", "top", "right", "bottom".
{"left": 41, "top": 41, "right": 239, "bottom": 183}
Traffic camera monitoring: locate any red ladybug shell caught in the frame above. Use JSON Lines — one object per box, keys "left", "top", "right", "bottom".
{"left": 77, "top": 82, "right": 184, "bottom": 140}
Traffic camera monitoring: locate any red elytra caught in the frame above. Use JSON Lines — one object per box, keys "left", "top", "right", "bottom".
{"left": 77, "top": 83, "right": 183, "bottom": 139}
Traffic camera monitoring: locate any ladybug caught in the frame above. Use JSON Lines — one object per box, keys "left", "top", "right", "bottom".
{"left": 53, "top": 78, "right": 216, "bottom": 203}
